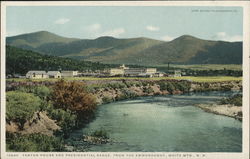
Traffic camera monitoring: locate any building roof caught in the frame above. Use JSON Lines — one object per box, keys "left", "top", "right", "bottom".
{"left": 124, "top": 68, "right": 145, "bottom": 70}
{"left": 119, "top": 64, "right": 129, "bottom": 69}
{"left": 47, "top": 71, "right": 61, "bottom": 76}
{"left": 26, "top": 71, "right": 46, "bottom": 75}
{"left": 61, "top": 71, "right": 78, "bottom": 72}
{"left": 146, "top": 68, "right": 157, "bottom": 70}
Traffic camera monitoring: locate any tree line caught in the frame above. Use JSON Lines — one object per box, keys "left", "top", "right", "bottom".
{"left": 6, "top": 45, "right": 117, "bottom": 75}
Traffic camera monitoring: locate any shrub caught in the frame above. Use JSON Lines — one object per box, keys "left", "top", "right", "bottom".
{"left": 91, "top": 129, "right": 109, "bottom": 139}
{"left": 84, "top": 85, "right": 96, "bottom": 93}
{"left": 51, "top": 80, "right": 97, "bottom": 124}
{"left": 158, "top": 81, "right": 167, "bottom": 91}
{"left": 124, "top": 81, "right": 133, "bottom": 87}
{"left": 142, "top": 81, "right": 149, "bottom": 87}
{"left": 14, "top": 86, "right": 51, "bottom": 111}
{"left": 159, "top": 82, "right": 175, "bottom": 93}
{"left": 38, "top": 100, "right": 49, "bottom": 111}
{"left": 6, "top": 91, "right": 41, "bottom": 127}
{"left": 158, "top": 81, "right": 191, "bottom": 93}
{"left": 169, "top": 82, "right": 176, "bottom": 91}
{"left": 219, "top": 94, "right": 242, "bottom": 106}
{"left": 174, "top": 82, "right": 191, "bottom": 92}
{"left": 16, "top": 86, "right": 51, "bottom": 100}
{"left": 6, "top": 133, "right": 65, "bottom": 152}
{"left": 33, "top": 86, "right": 51, "bottom": 100}
{"left": 143, "top": 87, "right": 154, "bottom": 94}
{"left": 121, "top": 89, "right": 138, "bottom": 99}
{"left": 102, "top": 96, "right": 113, "bottom": 104}
{"left": 135, "top": 81, "right": 143, "bottom": 87}
{"left": 125, "top": 81, "right": 142, "bottom": 88}
{"left": 47, "top": 107, "right": 77, "bottom": 138}
{"left": 203, "top": 82, "right": 210, "bottom": 88}
{"left": 221, "top": 85, "right": 233, "bottom": 91}
{"left": 16, "top": 86, "right": 32, "bottom": 93}
{"left": 108, "top": 82, "right": 127, "bottom": 89}
{"left": 232, "top": 95, "right": 243, "bottom": 106}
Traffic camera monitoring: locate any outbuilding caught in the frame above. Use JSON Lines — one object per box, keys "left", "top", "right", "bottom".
{"left": 61, "top": 71, "right": 78, "bottom": 77}
{"left": 26, "top": 71, "right": 48, "bottom": 79}
{"left": 47, "top": 71, "right": 61, "bottom": 78}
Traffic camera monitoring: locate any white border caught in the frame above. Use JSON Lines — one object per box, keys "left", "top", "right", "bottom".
{"left": 1, "top": 1, "right": 249, "bottom": 159}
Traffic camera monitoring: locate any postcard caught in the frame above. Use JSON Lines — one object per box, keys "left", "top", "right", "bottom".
{"left": 1, "top": 1, "right": 249, "bottom": 159}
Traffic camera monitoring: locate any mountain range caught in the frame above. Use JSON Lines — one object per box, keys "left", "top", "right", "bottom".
{"left": 6, "top": 31, "right": 242, "bottom": 65}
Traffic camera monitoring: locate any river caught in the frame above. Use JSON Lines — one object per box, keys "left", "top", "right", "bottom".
{"left": 67, "top": 91, "right": 242, "bottom": 152}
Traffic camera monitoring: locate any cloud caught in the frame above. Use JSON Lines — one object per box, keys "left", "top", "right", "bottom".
{"left": 100, "top": 28, "right": 125, "bottom": 37}
{"left": 214, "top": 32, "right": 242, "bottom": 42}
{"left": 54, "top": 18, "right": 70, "bottom": 24}
{"left": 226, "top": 35, "right": 242, "bottom": 42}
{"left": 87, "top": 23, "right": 101, "bottom": 32}
{"left": 85, "top": 23, "right": 125, "bottom": 37}
{"left": 146, "top": 25, "right": 160, "bottom": 32}
{"left": 161, "top": 35, "right": 175, "bottom": 41}
{"left": 216, "top": 32, "right": 227, "bottom": 38}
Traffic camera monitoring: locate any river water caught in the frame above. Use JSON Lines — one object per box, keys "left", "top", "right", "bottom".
{"left": 68, "top": 91, "right": 242, "bottom": 152}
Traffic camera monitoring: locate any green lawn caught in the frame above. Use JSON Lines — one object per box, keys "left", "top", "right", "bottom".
{"left": 7, "top": 76, "right": 242, "bottom": 83}
{"left": 154, "top": 64, "right": 242, "bottom": 71}
{"left": 165, "top": 76, "right": 242, "bottom": 82}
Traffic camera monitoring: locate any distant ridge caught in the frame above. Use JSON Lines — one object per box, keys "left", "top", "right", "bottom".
{"left": 6, "top": 31, "right": 242, "bottom": 65}
{"left": 6, "top": 31, "right": 79, "bottom": 51}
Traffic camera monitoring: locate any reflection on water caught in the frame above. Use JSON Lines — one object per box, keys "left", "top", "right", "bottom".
{"left": 68, "top": 91, "right": 242, "bottom": 152}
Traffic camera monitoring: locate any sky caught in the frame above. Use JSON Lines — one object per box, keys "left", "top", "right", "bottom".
{"left": 6, "top": 6, "right": 243, "bottom": 42}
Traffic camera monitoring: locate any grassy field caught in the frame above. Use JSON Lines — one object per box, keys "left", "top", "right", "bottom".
{"left": 7, "top": 76, "right": 242, "bottom": 83}
{"left": 154, "top": 64, "right": 242, "bottom": 71}
{"left": 166, "top": 76, "right": 242, "bottom": 82}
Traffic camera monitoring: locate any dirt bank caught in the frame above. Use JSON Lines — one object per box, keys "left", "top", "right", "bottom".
{"left": 195, "top": 104, "right": 242, "bottom": 121}
{"left": 90, "top": 80, "right": 242, "bottom": 105}
{"left": 6, "top": 111, "right": 60, "bottom": 136}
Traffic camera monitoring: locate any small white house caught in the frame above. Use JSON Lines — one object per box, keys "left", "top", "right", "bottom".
{"left": 26, "top": 71, "right": 48, "bottom": 79}
{"left": 61, "top": 71, "right": 78, "bottom": 77}
{"left": 47, "top": 71, "right": 61, "bottom": 78}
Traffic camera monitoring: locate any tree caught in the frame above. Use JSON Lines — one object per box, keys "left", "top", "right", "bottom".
{"left": 51, "top": 80, "right": 97, "bottom": 124}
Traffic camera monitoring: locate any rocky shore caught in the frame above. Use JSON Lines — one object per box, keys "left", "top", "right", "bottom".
{"left": 83, "top": 135, "right": 111, "bottom": 144}
{"left": 195, "top": 104, "right": 242, "bottom": 121}
{"left": 90, "top": 80, "right": 242, "bottom": 105}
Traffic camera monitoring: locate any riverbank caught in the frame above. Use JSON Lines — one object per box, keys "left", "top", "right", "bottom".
{"left": 195, "top": 104, "right": 242, "bottom": 121}
{"left": 89, "top": 79, "right": 242, "bottom": 105}
{"left": 5, "top": 79, "right": 242, "bottom": 151}
{"left": 6, "top": 79, "right": 242, "bottom": 128}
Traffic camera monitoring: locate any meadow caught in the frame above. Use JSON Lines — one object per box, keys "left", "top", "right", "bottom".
{"left": 154, "top": 64, "right": 242, "bottom": 71}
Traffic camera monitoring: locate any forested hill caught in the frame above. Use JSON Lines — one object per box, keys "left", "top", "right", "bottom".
{"left": 7, "top": 31, "right": 242, "bottom": 65}
{"left": 6, "top": 45, "right": 117, "bottom": 75}
{"left": 6, "top": 31, "right": 79, "bottom": 48}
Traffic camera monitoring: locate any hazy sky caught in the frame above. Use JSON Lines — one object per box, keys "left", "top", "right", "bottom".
{"left": 6, "top": 6, "right": 243, "bottom": 41}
